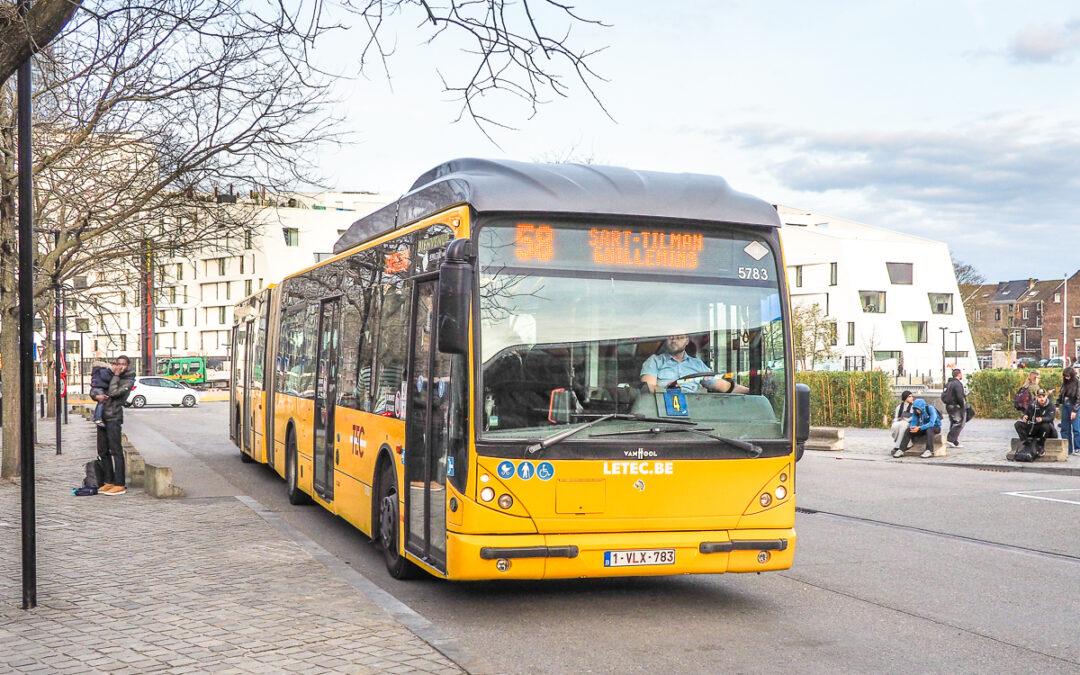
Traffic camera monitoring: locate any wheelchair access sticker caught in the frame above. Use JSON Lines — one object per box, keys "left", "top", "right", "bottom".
{"left": 663, "top": 389, "right": 690, "bottom": 416}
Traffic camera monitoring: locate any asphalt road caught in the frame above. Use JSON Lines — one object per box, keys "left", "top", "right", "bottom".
{"left": 126, "top": 402, "right": 1080, "bottom": 673}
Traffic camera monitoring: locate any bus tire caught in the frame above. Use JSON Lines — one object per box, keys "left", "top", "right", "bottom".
{"left": 285, "top": 430, "right": 311, "bottom": 505}
{"left": 240, "top": 448, "right": 254, "bottom": 463}
{"left": 376, "top": 460, "right": 418, "bottom": 580}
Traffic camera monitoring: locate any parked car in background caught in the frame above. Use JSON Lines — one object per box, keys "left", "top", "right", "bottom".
{"left": 1016, "top": 357, "right": 1041, "bottom": 369}
{"left": 127, "top": 376, "right": 201, "bottom": 408}
{"left": 1044, "top": 357, "right": 1067, "bottom": 368}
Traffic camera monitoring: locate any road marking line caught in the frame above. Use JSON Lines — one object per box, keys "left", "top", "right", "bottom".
{"left": 1004, "top": 489, "right": 1080, "bottom": 506}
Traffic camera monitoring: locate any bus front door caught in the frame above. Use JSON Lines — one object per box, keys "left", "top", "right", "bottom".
{"left": 404, "top": 279, "right": 449, "bottom": 571}
{"left": 313, "top": 298, "right": 340, "bottom": 502}
{"left": 242, "top": 320, "right": 254, "bottom": 454}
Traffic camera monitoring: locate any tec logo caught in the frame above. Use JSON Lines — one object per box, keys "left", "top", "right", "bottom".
{"left": 351, "top": 425, "right": 366, "bottom": 457}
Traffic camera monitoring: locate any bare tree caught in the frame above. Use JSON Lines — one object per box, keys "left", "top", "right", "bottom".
{"left": 0, "top": 1, "right": 609, "bottom": 478}
{"left": 952, "top": 255, "right": 985, "bottom": 287}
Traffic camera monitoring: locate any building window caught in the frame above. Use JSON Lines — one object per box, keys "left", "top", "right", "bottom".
{"left": 72, "top": 275, "right": 89, "bottom": 289}
{"left": 225, "top": 281, "right": 231, "bottom": 301}
{"left": 928, "top": 293, "right": 953, "bottom": 315}
{"left": 119, "top": 334, "right": 127, "bottom": 351}
{"left": 860, "top": 291, "right": 886, "bottom": 313}
{"left": 1050, "top": 339, "right": 1059, "bottom": 357}
{"left": 245, "top": 279, "right": 253, "bottom": 296}
{"left": 217, "top": 258, "right": 226, "bottom": 275}
{"left": 886, "top": 262, "right": 913, "bottom": 285}
{"left": 829, "top": 262, "right": 837, "bottom": 286}
{"left": 157, "top": 310, "right": 166, "bottom": 326}
{"left": 1055, "top": 292, "right": 1061, "bottom": 303}
{"left": 169, "top": 286, "right": 177, "bottom": 304}
{"left": 217, "top": 306, "right": 226, "bottom": 324}
{"left": 244, "top": 229, "right": 253, "bottom": 249}
{"left": 284, "top": 227, "right": 299, "bottom": 247}
{"left": 873, "top": 350, "right": 902, "bottom": 362}
{"left": 975, "top": 310, "right": 982, "bottom": 321}
{"left": 120, "top": 291, "right": 127, "bottom": 306}
{"left": 184, "top": 332, "right": 189, "bottom": 350}
{"left": 177, "top": 310, "right": 184, "bottom": 327}
{"left": 902, "top": 321, "right": 927, "bottom": 343}
{"left": 945, "top": 351, "right": 969, "bottom": 359}
{"left": 1073, "top": 316, "right": 1080, "bottom": 328}
{"left": 239, "top": 256, "right": 245, "bottom": 274}
{"left": 176, "top": 263, "right": 183, "bottom": 280}
{"left": 994, "top": 307, "right": 1001, "bottom": 321}
{"left": 827, "top": 322, "right": 838, "bottom": 347}
{"left": 847, "top": 322, "right": 855, "bottom": 346}
{"left": 1022, "top": 307, "right": 1029, "bottom": 319}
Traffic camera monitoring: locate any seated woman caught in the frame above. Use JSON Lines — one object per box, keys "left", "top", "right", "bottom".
{"left": 890, "top": 390, "right": 915, "bottom": 452}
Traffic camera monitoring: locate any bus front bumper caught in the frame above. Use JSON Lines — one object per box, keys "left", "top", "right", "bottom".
{"left": 445, "top": 528, "right": 796, "bottom": 580}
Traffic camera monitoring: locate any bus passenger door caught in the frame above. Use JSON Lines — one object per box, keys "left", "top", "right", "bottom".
{"left": 404, "top": 279, "right": 449, "bottom": 571}
{"left": 313, "top": 298, "right": 340, "bottom": 502}
{"left": 242, "top": 319, "right": 255, "bottom": 454}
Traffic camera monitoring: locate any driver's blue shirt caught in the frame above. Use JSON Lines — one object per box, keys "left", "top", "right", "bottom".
{"left": 640, "top": 352, "right": 715, "bottom": 393}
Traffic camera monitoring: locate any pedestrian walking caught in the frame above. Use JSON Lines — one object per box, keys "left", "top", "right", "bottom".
{"left": 1014, "top": 388, "right": 1058, "bottom": 461}
{"left": 941, "top": 368, "right": 966, "bottom": 448}
{"left": 1059, "top": 367, "right": 1080, "bottom": 455}
{"left": 893, "top": 398, "right": 941, "bottom": 459}
{"left": 95, "top": 355, "right": 135, "bottom": 495}
{"left": 890, "top": 390, "right": 915, "bottom": 452}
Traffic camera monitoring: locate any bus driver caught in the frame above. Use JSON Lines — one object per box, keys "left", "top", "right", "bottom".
{"left": 640, "top": 334, "right": 749, "bottom": 394}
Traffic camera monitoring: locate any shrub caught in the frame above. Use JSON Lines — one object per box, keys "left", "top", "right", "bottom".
{"left": 968, "top": 368, "right": 1063, "bottom": 419}
{"left": 795, "top": 371, "right": 892, "bottom": 428}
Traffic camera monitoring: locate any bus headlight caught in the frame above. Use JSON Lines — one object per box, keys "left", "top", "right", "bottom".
{"left": 759, "top": 492, "right": 772, "bottom": 507}
{"left": 497, "top": 494, "right": 514, "bottom": 509}
{"left": 480, "top": 487, "right": 495, "bottom": 502}
{"left": 775, "top": 486, "right": 787, "bottom": 500}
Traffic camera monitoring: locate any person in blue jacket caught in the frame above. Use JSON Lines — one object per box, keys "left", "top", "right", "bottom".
{"left": 892, "top": 398, "right": 941, "bottom": 459}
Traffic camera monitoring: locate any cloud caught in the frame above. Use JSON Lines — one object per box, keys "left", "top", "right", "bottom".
{"left": 712, "top": 117, "right": 1080, "bottom": 278}
{"left": 1008, "top": 19, "right": 1080, "bottom": 63}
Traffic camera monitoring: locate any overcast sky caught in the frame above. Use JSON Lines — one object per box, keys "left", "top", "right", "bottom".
{"left": 311, "top": 0, "right": 1080, "bottom": 281}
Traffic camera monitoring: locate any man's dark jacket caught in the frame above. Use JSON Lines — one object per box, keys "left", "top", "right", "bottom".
{"left": 101, "top": 368, "right": 135, "bottom": 422}
{"left": 943, "top": 377, "right": 966, "bottom": 408}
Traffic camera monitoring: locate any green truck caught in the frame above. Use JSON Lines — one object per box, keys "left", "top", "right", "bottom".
{"left": 158, "top": 356, "right": 230, "bottom": 388}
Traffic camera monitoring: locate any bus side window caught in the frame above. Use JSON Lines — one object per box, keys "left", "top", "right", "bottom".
{"left": 373, "top": 281, "right": 410, "bottom": 418}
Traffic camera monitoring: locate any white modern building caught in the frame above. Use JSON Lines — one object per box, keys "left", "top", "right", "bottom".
{"left": 62, "top": 191, "right": 393, "bottom": 383}
{"left": 778, "top": 205, "right": 978, "bottom": 378}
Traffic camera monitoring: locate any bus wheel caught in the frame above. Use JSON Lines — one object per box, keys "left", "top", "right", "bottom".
{"left": 377, "top": 462, "right": 418, "bottom": 580}
{"left": 240, "top": 448, "right": 254, "bottom": 464}
{"left": 285, "top": 431, "right": 311, "bottom": 505}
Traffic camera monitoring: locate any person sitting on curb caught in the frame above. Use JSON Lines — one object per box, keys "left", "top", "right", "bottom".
{"left": 1013, "top": 370, "right": 1040, "bottom": 412}
{"left": 892, "top": 398, "right": 941, "bottom": 459}
{"left": 890, "top": 390, "right": 915, "bottom": 452}
{"left": 1014, "top": 387, "right": 1058, "bottom": 462}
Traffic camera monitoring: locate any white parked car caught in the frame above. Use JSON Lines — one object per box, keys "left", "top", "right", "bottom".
{"left": 127, "top": 376, "right": 201, "bottom": 408}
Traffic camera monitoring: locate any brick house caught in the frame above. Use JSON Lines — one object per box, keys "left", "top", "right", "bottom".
{"left": 1040, "top": 271, "right": 1080, "bottom": 362}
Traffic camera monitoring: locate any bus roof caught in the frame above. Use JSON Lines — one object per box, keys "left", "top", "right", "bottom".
{"left": 333, "top": 158, "right": 780, "bottom": 254}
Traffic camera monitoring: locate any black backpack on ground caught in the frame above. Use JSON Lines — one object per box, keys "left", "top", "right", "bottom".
{"left": 83, "top": 459, "right": 105, "bottom": 488}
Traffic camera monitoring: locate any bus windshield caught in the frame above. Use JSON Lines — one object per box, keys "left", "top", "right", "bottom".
{"left": 477, "top": 220, "right": 787, "bottom": 447}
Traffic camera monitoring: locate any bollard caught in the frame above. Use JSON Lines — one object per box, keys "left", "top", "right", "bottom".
{"left": 39, "top": 393, "right": 45, "bottom": 418}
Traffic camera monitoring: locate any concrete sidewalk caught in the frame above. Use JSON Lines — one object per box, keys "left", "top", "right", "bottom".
{"left": 828, "top": 418, "right": 1080, "bottom": 475}
{"left": 0, "top": 416, "right": 461, "bottom": 673}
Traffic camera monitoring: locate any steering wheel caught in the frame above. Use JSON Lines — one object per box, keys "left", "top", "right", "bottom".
{"left": 666, "top": 371, "right": 717, "bottom": 389}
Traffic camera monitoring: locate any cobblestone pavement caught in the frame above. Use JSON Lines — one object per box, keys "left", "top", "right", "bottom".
{"left": 829, "top": 418, "right": 1080, "bottom": 472}
{"left": 0, "top": 417, "right": 462, "bottom": 674}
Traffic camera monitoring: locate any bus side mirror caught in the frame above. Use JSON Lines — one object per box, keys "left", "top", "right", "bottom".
{"left": 437, "top": 239, "right": 473, "bottom": 355}
{"left": 795, "top": 383, "right": 810, "bottom": 461}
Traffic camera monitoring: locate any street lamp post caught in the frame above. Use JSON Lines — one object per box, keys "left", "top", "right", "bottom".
{"left": 17, "top": 0, "right": 37, "bottom": 610}
{"left": 950, "top": 331, "right": 962, "bottom": 371}
{"left": 940, "top": 326, "right": 948, "bottom": 386}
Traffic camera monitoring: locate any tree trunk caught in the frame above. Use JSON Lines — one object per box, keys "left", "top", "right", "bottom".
{"left": 0, "top": 84, "right": 18, "bottom": 478}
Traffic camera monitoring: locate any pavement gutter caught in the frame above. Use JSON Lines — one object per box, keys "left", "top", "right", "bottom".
{"left": 235, "top": 495, "right": 494, "bottom": 675}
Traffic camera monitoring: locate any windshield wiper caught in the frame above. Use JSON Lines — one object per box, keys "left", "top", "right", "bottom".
{"left": 591, "top": 426, "right": 763, "bottom": 458}
{"left": 524, "top": 414, "right": 696, "bottom": 455}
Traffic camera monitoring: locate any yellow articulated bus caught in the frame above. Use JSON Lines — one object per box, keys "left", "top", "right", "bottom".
{"left": 231, "top": 158, "right": 810, "bottom": 581}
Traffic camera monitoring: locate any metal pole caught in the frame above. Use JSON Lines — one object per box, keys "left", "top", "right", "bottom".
{"left": 54, "top": 232, "right": 61, "bottom": 454}
{"left": 17, "top": 0, "right": 38, "bottom": 609}
{"left": 79, "top": 333, "right": 85, "bottom": 397}
{"left": 1064, "top": 277, "right": 1068, "bottom": 362}
{"left": 939, "top": 327, "right": 947, "bottom": 386}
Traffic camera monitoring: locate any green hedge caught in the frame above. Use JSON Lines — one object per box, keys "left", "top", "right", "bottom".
{"left": 795, "top": 371, "right": 892, "bottom": 429}
{"left": 968, "top": 368, "right": 1063, "bottom": 419}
